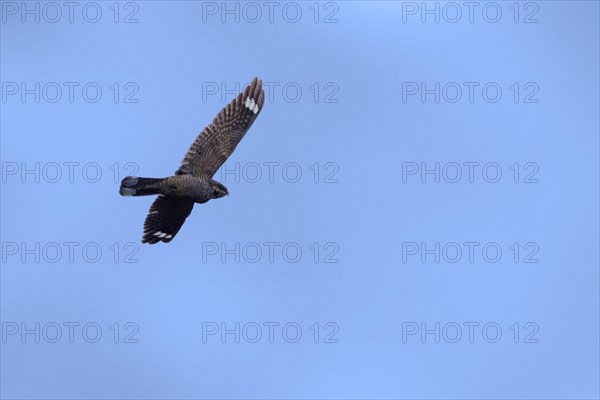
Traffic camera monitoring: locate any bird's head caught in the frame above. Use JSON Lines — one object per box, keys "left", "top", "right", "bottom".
{"left": 209, "top": 179, "right": 229, "bottom": 199}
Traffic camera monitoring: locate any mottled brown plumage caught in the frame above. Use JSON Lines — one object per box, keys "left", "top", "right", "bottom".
{"left": 119, "top": 77, "right": 265, "bottom": 244}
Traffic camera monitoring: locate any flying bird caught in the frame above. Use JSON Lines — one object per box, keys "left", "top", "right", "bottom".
{"left": 119, "top": 77, "right": 265, "bottom": 244}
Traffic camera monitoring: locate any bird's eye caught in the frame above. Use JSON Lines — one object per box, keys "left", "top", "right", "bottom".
{"left": 213, "top": 190, "right": 219, "bottom": 197}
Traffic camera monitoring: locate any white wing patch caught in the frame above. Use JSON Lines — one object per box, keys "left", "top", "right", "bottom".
{"left": 152, "top": 231, "right": 173, "bottom": 240}
{"left": 244, "top": 96, "right": 259, "bottom": 114}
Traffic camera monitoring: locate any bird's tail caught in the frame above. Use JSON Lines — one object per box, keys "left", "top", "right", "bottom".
{"left": 119, "top": 176, "right": 164, "bottom": 196}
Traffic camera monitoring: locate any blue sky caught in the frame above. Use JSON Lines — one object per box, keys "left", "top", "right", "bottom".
{"left": 1, "top": 1, "right": 599, "bottom": 399}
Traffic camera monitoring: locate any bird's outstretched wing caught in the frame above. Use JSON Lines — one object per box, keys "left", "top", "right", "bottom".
{"left": 176, "top": 77, "right": 265, "bottom": 178}
{"left": 142, "top": 195, "right": 194, "bottom": 244}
